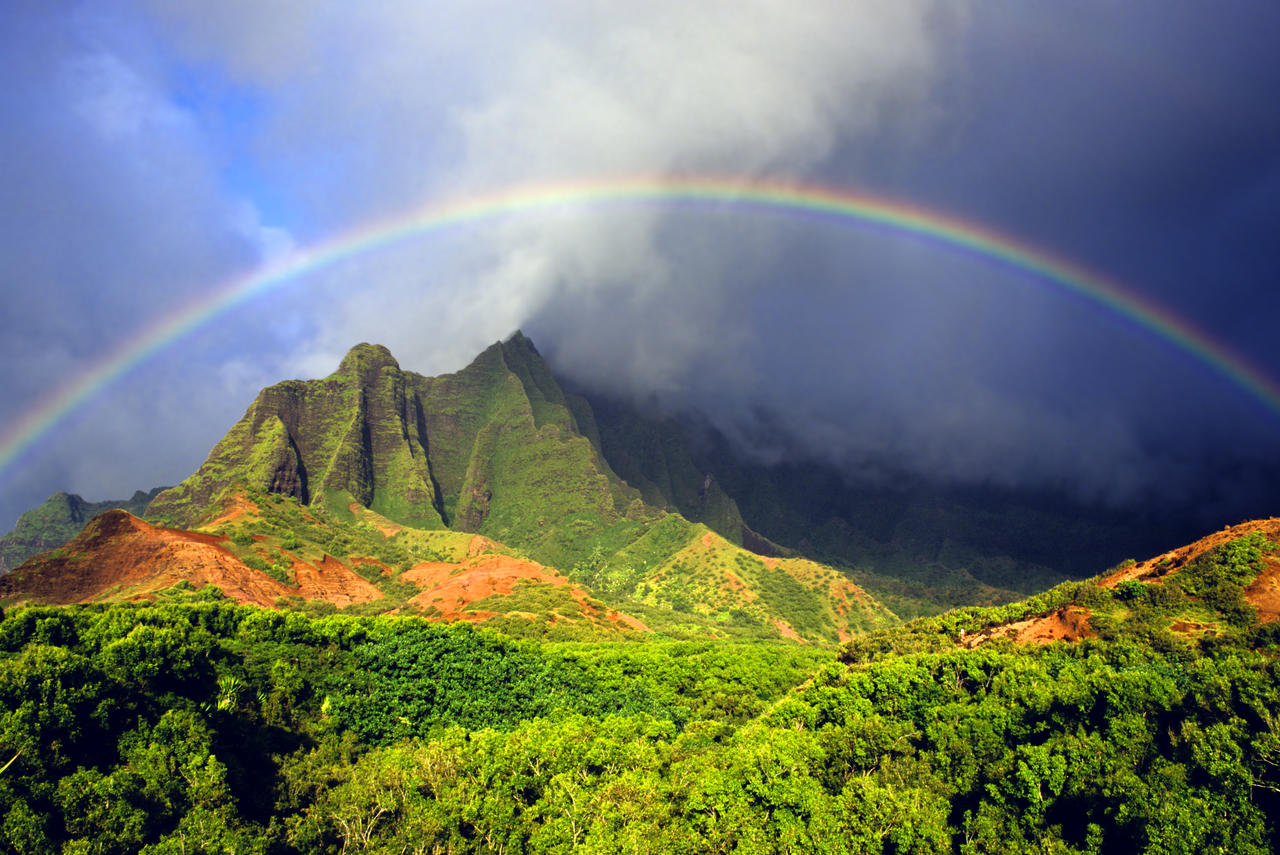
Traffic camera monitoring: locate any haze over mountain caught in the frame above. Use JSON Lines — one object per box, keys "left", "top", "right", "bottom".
{"left": 3, "top": 3, "right": 1279, "bottom": 537}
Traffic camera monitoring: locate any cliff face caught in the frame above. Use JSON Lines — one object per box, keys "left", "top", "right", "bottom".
{"left": 147, "top": 334, "right": 652, "bottom": 568}
{"left": 581, "top": 393, "right": 751, "bottom": 547}
{"left": 149, "top": 343, "right": 445, "bottom": 530}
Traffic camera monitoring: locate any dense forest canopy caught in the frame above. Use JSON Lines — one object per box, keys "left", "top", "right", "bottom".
{"left": 2, "top": 531, "right": 1279, "bottom": 853}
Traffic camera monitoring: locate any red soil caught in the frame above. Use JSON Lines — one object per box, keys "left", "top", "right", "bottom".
{"left": 1245, "top": 556, "right": 1280, "bottom": 623}
{"left": 402, "top": 554, "right": 561, "bottom": 619}
{"left": 289, "top": 555, "right": 382, "bottom": 607}
{"left": 609, "top": 610, "right": 651, "bottom": 632}
{"left": 772, "top": 618, "right": 802, "bottom": 642}
{"left": 401, "top": 552, "right": 649, "bottom": 631}
{"left": 962, "top": 607, "right": 1095, "bottom": 648}
{"left": 0, "top": 510, "right": 380, "bottom": 609}
{"left": 721, "top": 571, "right": 755, "bottom": 600}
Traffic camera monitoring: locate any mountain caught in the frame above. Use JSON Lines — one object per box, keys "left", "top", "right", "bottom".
{"left": 148, "top": 335, "right": 653, "bottom": 568}
{"left": 5, "top": 332, "right": 1206, "bottom": 636}
{"left": 2, "top": 335, "right": 895, "bottom": 642}
{"left": 0, "top": 487, "right": 164, "bottom": 573}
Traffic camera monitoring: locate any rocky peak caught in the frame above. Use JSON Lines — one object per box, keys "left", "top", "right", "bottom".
{"left": 335, "top": 343, "right": 401, "bottom": 386}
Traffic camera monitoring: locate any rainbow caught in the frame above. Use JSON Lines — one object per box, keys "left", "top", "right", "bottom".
{"left": 3, "top": 176, "right": 1279, "bottom": 484}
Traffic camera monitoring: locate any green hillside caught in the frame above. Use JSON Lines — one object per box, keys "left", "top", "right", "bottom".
{"left": 0, "top": 526, "right": 1276, "bottom": 853}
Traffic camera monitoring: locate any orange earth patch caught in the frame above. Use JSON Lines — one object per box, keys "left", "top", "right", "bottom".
{"left": 401, "top": 552, "right": 649, "bottom": 631}
{"left": 962, "top": 606, "right": 1095, "bottom": 648}
{"left": 0, "top": 509, "right": 382, "bottom": 609}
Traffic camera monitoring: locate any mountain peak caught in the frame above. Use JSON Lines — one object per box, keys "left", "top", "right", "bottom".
{"left": 503, "top": 329, "right": 537, "bottom": 351}
{"left": 336, "top": 342, "right": 400, "bottom": 378}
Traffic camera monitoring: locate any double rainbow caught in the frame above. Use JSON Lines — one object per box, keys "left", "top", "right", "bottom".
{"left": 3, "top": 176, "right": 1277, "bottom": 483}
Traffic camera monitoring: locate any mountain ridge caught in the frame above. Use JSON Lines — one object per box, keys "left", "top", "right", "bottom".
{"left": 4, "top": 332, "right": 1204, "bottom": 635}
{"left": 1, "top": 336, "right": 896, "bottom": 642}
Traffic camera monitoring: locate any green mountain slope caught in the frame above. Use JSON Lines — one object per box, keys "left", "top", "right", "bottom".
{"left": 147, "top": 335, "right": 651, "bottom": 567}
{"left": 132, "top": 334, "right": 898, "bottom": 641}
{"left": 583, "top": 395, "right": 751, "bottom": 547}
{"left": 0, "top": 487, "right": 164, "bottom": 572}
{"left": 576, "top": 393, "right": 1192, "bottom": 617}
{"left": 147, "top": 343, "right": 448, "bottom": 530}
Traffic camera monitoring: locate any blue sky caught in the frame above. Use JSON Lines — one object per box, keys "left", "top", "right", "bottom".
{"left": 2, "top": 0, "right": 1279, "bottom": 530}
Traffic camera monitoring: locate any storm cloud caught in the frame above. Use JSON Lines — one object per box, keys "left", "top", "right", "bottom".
{"left": 2, "top": 1, "right": 1279, "bottom": 531}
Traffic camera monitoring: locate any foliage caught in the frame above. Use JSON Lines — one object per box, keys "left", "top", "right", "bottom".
{"left": 1, "top": 553, "right": 1278, "bottom": 854}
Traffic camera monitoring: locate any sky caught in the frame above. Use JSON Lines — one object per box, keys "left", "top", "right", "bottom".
{"left": 2, "top": 0, "right": 1279, "bottom": 532}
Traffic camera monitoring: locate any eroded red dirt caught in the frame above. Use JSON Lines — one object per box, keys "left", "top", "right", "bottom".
{"left": 962, "top": 607, "right": 1095, "bottom": 648}
{"left": 0, "top": 510, "right": 380, "bottom": 609}
{"left": 401, "top": 552, "right": 649, "bottom": 631}
{"left": 290, "top": 555, "right": 382, "bottom": 606}
{"left": 402, "top": 553, "right": 561, "bottom": 618}
{"left": 1245, "top": 557, "right": 1280, "bottom": 622}
{"left": 772, "top": 618, "right": 802, "bottom": 641}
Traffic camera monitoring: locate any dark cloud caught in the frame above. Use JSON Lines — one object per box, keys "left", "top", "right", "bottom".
{"left": 531, "top": 1, "right": 1280, "bottom": 524}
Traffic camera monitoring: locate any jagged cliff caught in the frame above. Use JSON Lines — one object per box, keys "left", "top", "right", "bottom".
{"left": 148, "top": 334, "right": 693, "bottom": 569}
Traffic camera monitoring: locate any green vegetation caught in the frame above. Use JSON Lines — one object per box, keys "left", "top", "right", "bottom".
{"left": 601, "top": 525, "right": 897, "bottom": 642}
{"left": 13, "top": 339, "right": 1280, "bottom": 850}
{"left": 2, "top": 528, "right": 1279, "bottom": 854}
{"left": 0, "top": 599, "right": 833, "bottom": 853}
{"left": 146, "top": 335, "right": 668, "bottom": 577}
